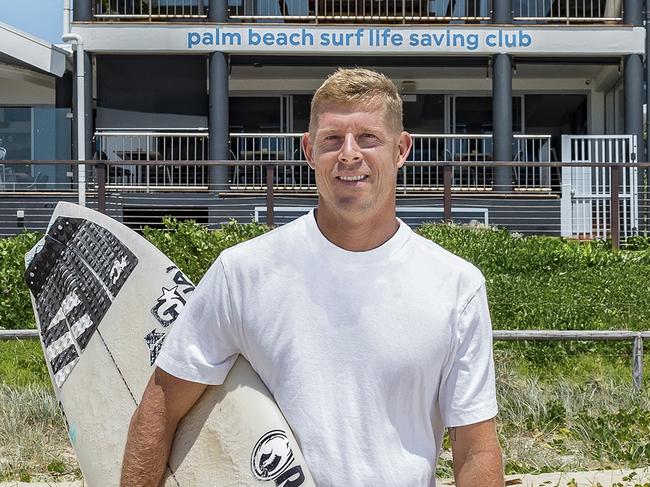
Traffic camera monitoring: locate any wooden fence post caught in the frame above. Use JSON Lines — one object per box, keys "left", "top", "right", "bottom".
{"left": 96, "top": 162, "right": 106, "bottom": 214}
{"left": 633, "top": 336, "right": 644, "bottom": 391}
{"left": 265, "top": 164, "right": 274, "bottom": 227}
{"left": 443, "top": 164, "right": 452, "bottom": 222}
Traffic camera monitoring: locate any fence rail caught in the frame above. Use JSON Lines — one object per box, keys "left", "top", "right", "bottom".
{"left": 2, "top": 328, "right": 644, "bottom": 389}
{"left": 2, "top": 159, "right": 649, "bottom": 245}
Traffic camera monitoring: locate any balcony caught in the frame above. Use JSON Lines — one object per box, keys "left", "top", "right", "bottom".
{"left": 93, "top": 0, "right": 208, "bottom": 20}
{"left": 91, "top": 0, "right": 622, "bottom": 24}
{"left": 93, "top": 130, "right": 552, "bottom": 193}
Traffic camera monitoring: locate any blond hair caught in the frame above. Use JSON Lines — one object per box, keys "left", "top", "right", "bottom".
{"left": 309, "top": 68, "right": 403, "bottom": 134}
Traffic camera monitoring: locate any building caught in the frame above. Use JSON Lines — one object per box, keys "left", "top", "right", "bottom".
{"left": 0, "top": 0, "right": 647, "bottom": 239}
{"left": 0, "top": 21, "right": 72, "bottom": 233}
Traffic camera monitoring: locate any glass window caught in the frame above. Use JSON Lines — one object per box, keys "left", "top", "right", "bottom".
{"left": 0, "top": 108, "right": 31, "bottom": 160}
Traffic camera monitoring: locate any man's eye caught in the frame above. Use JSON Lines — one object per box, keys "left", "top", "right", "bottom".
{"left": 360, "top": 133, "right": 378, "bottom": 139}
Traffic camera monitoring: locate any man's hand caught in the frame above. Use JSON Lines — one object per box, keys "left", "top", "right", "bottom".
{"left": 120, "top": 367, "right": 207, "bottom": 487}
{"left": 450, "top": 418, "right": 504, "bottom": 487}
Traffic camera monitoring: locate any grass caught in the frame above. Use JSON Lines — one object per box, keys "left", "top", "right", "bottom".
{"left": 434, "top": 350, "right": 650, "bottom": 479}
{"left": 2, "top": 340, "right": 649, "bottom": 482}
{"left": 0, "top": 382, "right": 79, "bottom": 482}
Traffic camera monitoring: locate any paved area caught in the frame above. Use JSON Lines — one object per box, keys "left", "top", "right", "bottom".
{"left": 1, "top": 468, "right": 648, "bottom": 486}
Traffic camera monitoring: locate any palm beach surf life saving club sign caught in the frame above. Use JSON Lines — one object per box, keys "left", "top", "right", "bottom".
{"left": 181, "top": 25, "right": 645, "bottom": 56}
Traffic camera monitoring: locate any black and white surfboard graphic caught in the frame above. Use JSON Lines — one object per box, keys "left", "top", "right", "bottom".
{"left": 25, "top": 216, "right": 138, "bottom": 388}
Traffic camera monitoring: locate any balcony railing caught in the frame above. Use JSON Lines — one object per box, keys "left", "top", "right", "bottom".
{"left": 95, "top": 130, "right": 209, "bottom": 189}
{"left": 91, "top": 0, "right": 622, "bottom": 23}
{"left": 230, "top": 132, "right": 552, "bottom": 193}
{"left": 229, "top": 0, "right": 492, "bottom": 23}
{"left": 93, "top": 130, "right": 551, "bottom": 193}
{"left": 229, "top": 133, "right": 314, "bottom": 191}
{"left": 403, "top": 133, "right": 551, "bottom": 192}
{"left": 513, "top": 0, "right": 622, "bottom": 23}
{"left": 94, "top": 0, "right": 208, "bottom": 20}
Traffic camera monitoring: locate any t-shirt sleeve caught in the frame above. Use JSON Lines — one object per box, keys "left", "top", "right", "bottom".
{"left": 439, "top": 281, "right": 498, "bottom": 427}
{"left": 155, "top": 256, "right": 241, "bottom": 385}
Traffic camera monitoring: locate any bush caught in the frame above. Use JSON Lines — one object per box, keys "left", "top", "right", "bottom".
{"left": 142, "top": 218, "right": 269, "bottom": 283}
{"left": 0, "top": 232, "right": 41, "bottom": 330}
{"left": 2, "top": 219, "right": 650, "bottom": 334}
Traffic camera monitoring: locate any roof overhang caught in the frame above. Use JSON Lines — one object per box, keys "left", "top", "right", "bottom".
{"left": 0, "top": 21, "right": 68, "bottom": 77}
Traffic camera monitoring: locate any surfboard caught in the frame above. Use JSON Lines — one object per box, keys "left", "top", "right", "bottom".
{"left": 24, "top": 201, "right": 314, "bottom": 487}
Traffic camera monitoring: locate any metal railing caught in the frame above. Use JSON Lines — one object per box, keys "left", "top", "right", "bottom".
{"left": 513, "top": 0, "right": 622, "bottom": 23}
{"left": 3, "top": 328, "right": 645, "bottom": 390}
{"left": 95, "top": 130, "right": 209, "bottom": 190}
{"left": 229, "top": 133, "right": 314, "bottom": 191}
{"left": 229, "top": 0, "right": 492, "bottom": 23}
{"left": 90, "top": 0, "right": 621, "bottom": 23}
{"left": 94, "top": 0, "right": 207, "bottom": 20}
{"left": 1, "top": 160, "right": 649, "bottom": 243}
{"left": 229, "top": 132, "right": 552, "bottom": 193}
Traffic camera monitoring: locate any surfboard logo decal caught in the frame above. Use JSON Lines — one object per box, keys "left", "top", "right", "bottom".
{"left": 251, "top": 430, "right": 303, "bottom": 483}
{"left": 110, "top": 256, "right": 129, "bottom": 284}
{"left": 144, "top": 329, "right": 167, "bottom": 366}
{"left": 150, "top": 266, "right": 194, "bottom": 327}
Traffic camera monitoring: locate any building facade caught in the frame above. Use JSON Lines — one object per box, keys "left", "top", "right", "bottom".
{"left": 1, "top": 0, "right": 647, "bottom": 237}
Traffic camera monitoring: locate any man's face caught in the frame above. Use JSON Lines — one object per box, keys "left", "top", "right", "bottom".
{"left": 302, "top": 103, "right": 412, "bottom": 219}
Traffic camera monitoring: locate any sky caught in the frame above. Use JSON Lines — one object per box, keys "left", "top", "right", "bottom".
{"left": 0, "top": 0, "right": 63, "bottom": 44}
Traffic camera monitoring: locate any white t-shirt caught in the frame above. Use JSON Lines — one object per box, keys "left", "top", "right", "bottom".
{"left": 156, "top": 211, "right": 498, "bottom": 486}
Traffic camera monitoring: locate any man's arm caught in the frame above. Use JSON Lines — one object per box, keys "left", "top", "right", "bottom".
{"left": 120, "top": 367, "right": 207, "bottom": 487}
{"left": 450, "top": 418, "right": 504, "bottom": 487}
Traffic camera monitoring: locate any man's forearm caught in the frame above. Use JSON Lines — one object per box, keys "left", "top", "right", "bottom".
{"left": 453, "top": 448, "right": 504, "bottom": 487}
{"left": 120, "top": 403, "right": 176, "bottom": 487}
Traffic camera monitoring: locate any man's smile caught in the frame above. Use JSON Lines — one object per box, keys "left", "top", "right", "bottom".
{"left": 337, "top": 174, "right": 369, "bottom": 182}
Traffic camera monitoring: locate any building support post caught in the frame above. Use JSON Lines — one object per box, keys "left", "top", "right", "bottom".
{"left": 492, "top": 0, "right": 513, "bottom": 193}
{"left": 209, "top": 52, "right": 230, "bottom": 193}
{"left": 73, "top": 0, "right": 92, "bottom": 21}
{"left": 492, "top": 54, "right": 513, "bottom": 193}
{"left": 206, "top": 0, "right": 230, "bottom": 198}
{"left": 208, "top": 0, "right": 228, "bottom": 21}
{"left": 624, "top": 55, "right": 644, "bottom": 235}
{"left": 625, "top": 0, "right": 644, "bottom": 165}
{"left": 493, "top": 0, "right": 512, "bottom": 23}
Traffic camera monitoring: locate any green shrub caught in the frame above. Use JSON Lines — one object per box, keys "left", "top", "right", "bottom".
{"left": 2, "top": 220, "right": 650, "bottom": 336}
{"left": 142, "top": 218, "right": 269, "bottom": 283}
{"left": 0, "top": 232, "right": 41, "bottom": 330}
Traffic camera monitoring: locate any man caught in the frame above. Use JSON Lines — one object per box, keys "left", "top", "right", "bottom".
{"left": 121, "top": 68, "right": 503, "bottom": 486}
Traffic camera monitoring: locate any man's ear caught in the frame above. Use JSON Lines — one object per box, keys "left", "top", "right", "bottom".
{"left": 302, "top": 132, "right": 316, "bottom": 170}
{"left": 396, "top": 131, "right": 413, "bottom": 169}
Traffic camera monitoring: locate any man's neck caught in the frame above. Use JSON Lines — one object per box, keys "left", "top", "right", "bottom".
{"left": 314, "top": 204, "right": 400, "bottom": 252}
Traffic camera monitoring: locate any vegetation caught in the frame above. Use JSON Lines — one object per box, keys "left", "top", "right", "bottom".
{"left": 0, "top": 232, "right": 41, "bottom": 331}
{"left": 1, "top": 220, "right": 650, "bottom": 480}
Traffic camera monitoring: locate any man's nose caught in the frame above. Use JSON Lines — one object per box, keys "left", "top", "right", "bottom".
{"left": 338, "top": 133, "right": 362, "bottom": 164}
